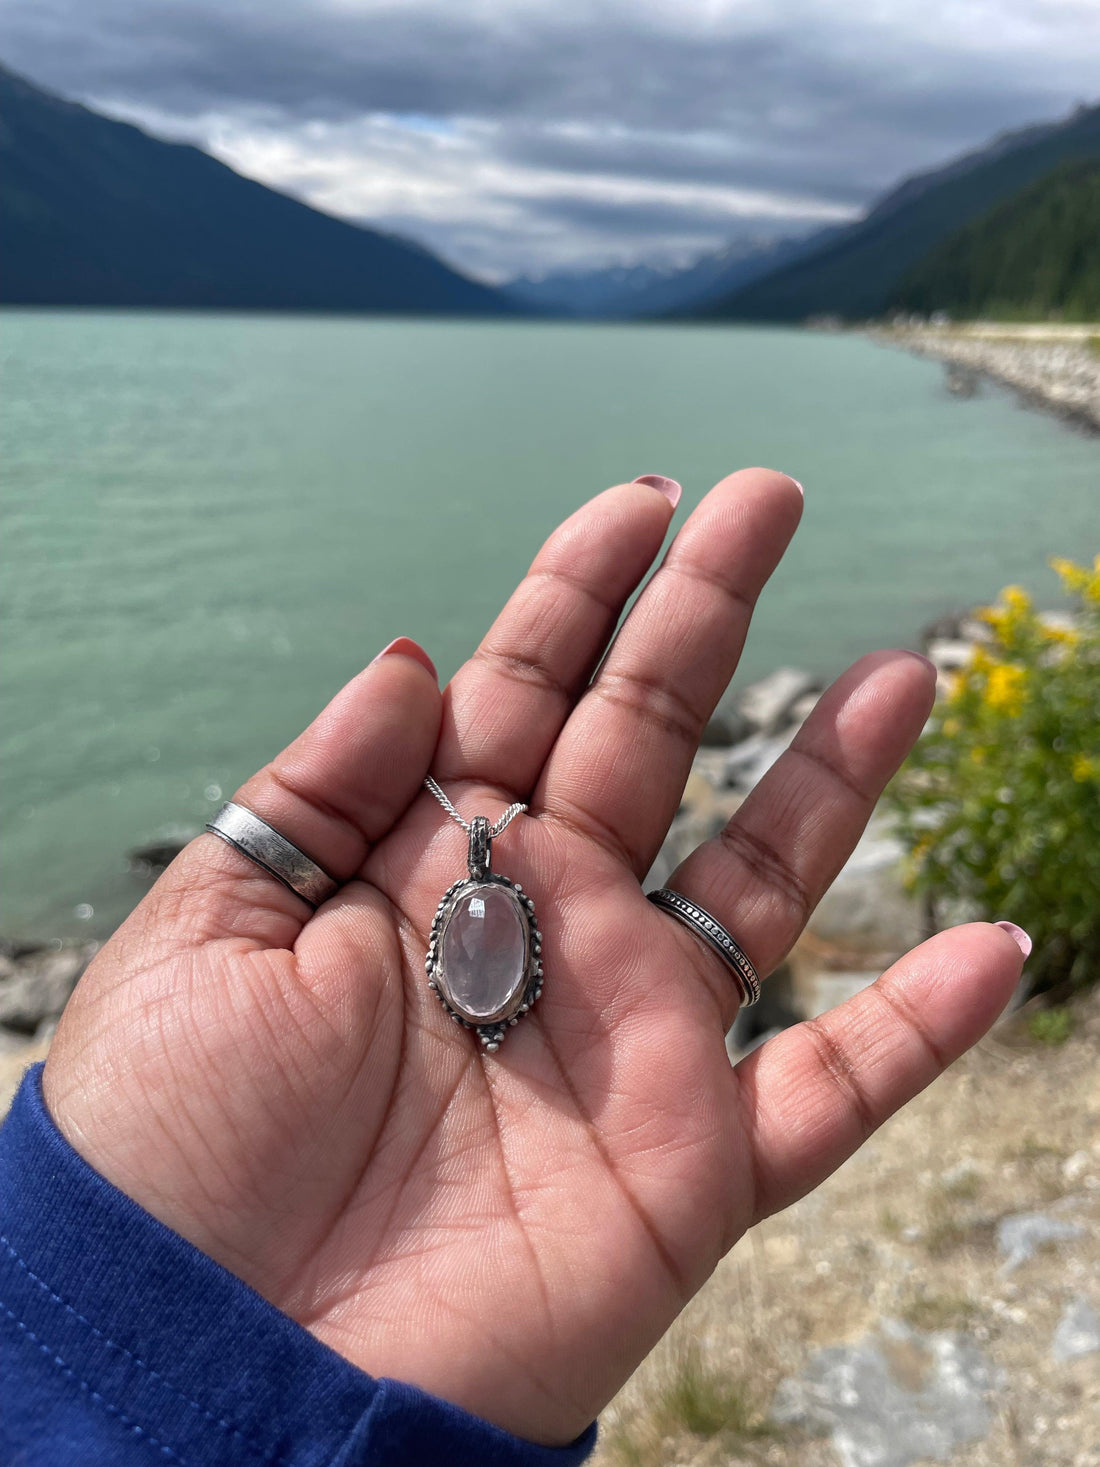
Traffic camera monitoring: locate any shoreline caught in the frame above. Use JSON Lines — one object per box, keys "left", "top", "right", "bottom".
{"left": 0, "top": 585, "right": 1085, "bottom": 1070}
{"left": 873, "top": 322, "right": 1100, "bottom": 433}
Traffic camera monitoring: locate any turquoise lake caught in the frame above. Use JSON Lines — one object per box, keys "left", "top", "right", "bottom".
{"left": 2, "top": 311, "right": 1096, "bottom": 940}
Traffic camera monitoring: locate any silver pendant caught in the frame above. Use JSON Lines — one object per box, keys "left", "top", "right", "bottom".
{"left": 426, "top": 816, "right": 542, "bottom": 1050}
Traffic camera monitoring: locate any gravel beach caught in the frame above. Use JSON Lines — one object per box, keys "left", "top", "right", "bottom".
{"left": 876, "top": 323, "right": 1100, "bottom": 433}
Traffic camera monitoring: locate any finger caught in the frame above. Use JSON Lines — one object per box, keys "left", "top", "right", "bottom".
{"left": 664, "top": 649, "right": 935, "bottom": 1029}
{"left": 431, "top": 476, "right": 679, "bottom": 799}
{"left": 535, "top": 468, "right": 802, "bottom": 876}
{"left": 733, "top": 922, "right": 1028, "bottom": 1224}
{"left": 123, "top": 639, "right": 442, "bottom": 952}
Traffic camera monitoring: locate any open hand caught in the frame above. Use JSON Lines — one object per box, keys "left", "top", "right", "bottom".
{"left": 44, "top": 469, "right": 1027, "bottom": 1446}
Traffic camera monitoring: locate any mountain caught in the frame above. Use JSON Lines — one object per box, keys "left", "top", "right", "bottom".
{"left": 890, "top": 158, "right": 1100, "bottom": 321}
{"left": 0, "top": 64, "right": 513, "bottom": 315}
{"left": 631, "top": 228, "right": 847, "bottom": 319}
{"left": 506, "top": 261, "right": 678, "bottom": 316}
{"left": 699, "top": 102, "right": 1100, "bottom": 322}
{"left": 504, "top": 229, "right": 843, "bottom": 319}
{"left": 504, "top": 242, "right": 783, "bottom": 318}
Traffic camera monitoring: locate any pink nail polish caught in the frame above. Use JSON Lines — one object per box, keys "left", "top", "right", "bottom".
{"left": 632, "top": 474, "right": 682, "bottom": 508}
{"left": 994, "top": 920, "right": 1032, "bottom": 958}
{"left": 371, "top": 636, "right": 437, "bottom": 680}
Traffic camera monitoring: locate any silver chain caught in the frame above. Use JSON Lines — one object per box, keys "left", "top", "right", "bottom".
{"left": 423, "top": 776, "right": 527, "bottom": 838}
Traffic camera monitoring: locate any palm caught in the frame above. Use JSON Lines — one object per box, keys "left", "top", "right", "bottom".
{"left": 45, "top": 470, "right": 1025, "bottom": 1447}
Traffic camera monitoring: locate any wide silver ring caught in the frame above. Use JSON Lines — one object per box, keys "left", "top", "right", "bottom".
{"left": 646, "top": 887, "right": 761, "bottom": 1006}
{"left": 205, "top": 801, "right": 339, "bottom": 908}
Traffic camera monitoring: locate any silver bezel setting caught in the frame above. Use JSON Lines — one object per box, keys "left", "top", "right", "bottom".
{"left": 426, "top": 873, "right": 543, "bottom": 1051}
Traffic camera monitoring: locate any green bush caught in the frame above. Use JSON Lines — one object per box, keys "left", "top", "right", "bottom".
{"left": 1026, "top": 1006, "right": 1075, "bottom": 1045}
{"left": 889, "top": 557, "right": 1100, "bottom": 993}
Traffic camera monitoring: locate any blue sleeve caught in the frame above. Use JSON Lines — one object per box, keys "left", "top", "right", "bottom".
{"left": 0, "top": 1065, "right": 597, "bottom": 1466}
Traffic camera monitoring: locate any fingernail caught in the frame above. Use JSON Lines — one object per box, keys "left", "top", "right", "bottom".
{"left": 782, "top": 475, "right": 804, "bottom": 497}
{"left": 371, "top": 636, "right": 437, "bottom": 680}
{"left": 632, "top": 474, "right": 682, "bottom": 508}
{"left": 994, "top": 920, "right": 1032, "bottom": 958}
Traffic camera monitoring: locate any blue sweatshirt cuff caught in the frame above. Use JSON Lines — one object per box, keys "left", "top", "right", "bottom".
{"left": 0, "top": 1064, "right": 597, "bottom": 1465}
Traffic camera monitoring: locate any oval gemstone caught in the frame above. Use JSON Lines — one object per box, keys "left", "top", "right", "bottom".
{"left": 439, "top": 883, "right": 529, "bottom": 1023}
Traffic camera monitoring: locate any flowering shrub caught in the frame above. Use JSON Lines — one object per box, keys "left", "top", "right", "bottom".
{"left": 889, "top": 557, "right": 1100, "bottom": 993}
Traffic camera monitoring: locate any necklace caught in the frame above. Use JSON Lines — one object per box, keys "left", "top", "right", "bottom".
{"left": 422, "top": 776, "right": 542, "bottom": 1051}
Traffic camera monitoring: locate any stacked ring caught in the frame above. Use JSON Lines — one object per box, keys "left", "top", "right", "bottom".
{"left": 646, "top": 887, "right": 761, "bottom": 1007}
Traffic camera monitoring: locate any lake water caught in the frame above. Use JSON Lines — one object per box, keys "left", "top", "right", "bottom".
{"left": 2, "top": 311, "right": 1096, "bottom": 941}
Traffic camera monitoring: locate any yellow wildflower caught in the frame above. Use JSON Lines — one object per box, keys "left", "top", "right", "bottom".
{"left": 984, "top": 662, "right": 1027, "bottom": 716}
{"left": 942, "top": 718, "right": 960, "bottom": 738}
{"left": 1050, "top": 554, "right": 1100, "bottom": 602}
{"left": 1050, "top": 556, "right": 1088, "bottom": 593}
{"left": 1072, "top": 753, "right": 1096, "bottom": 783}
{"left": 1043, "top": 624, "right": 1078, "bottom": 646}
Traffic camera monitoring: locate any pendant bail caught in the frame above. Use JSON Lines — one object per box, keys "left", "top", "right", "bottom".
{"left": 467, "top": 816, "right": 492, "bottom": 879}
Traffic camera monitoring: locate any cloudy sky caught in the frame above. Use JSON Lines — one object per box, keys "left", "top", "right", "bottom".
{"left": 5, "top": 0, "right": 1098, "bottom": 280}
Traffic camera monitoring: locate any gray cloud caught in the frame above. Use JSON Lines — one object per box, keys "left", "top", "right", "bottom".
{"left": 4, "top": 0, "right": 1097, "bottom": 276}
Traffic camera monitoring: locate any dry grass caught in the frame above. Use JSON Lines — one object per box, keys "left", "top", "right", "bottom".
{"left": 601, "top": 1336, "right": 785, "bottom": 1466}
{"left": 898, "top": 1289, "right": 978, "bottom": 1332}
{"left": 591, "top": 983, "right": 1100, "bottom": 1467}
{"left": 921, "top": 1173, "right": 992, "bottom": 1257}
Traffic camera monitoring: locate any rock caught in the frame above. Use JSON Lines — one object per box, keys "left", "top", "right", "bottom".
{"left": 940, "top": 1160, "right": 980, "bottom": 1191}
{"left": 925, "top": 638, "right": 974, "bottom": 675}
{"left": 790, "top": 963, "right": 882, "bottom": 1021}
{"left": 1063, "top": 1150, "right": 1092, "bottom": 1185}
{"left": 727, "top": 961, "right": 800, "bottom": 1054}
{"left": 645, "top": 767, "right": 743, "bottom": 889}
{"left": 881, "top": 327, "right": 1100, "bottom": 433}
{"left": 1039, "top": 610, "right": 1078, "bottom": 639}
{"left": 128, "top": 839, "right": 190, "bottom": 878}
{"left": 0, "top": 945, "right": 95, "bottom": 1035}
{"left": 772, "top": 1318, "right": 999, "bottom": 1467}
{"left": 945, "top": 363, "right": 981, "bottom": 397}
{"left": 722, "top": 729, "right": 796, "bottom": 792}
{"left": 995, "top": 1212, "right": 1084, "bottom": 1274}
{"left": 699, "top": 702, "right": 753, "bottom": 749}
{"left": 737, "top": 667, "right": 819, "bottom": 736}
{"left": 0, "top": 1031, "right": 52, "bottom": 1119}
{"left": 919, "top": 611, "right": 992, "bottom": 651}
{"left": 920, "top": 610, "right": 969, "bottom": 646}
{"left": 803, "top": 818, "right": 925, "bottom": 954}
{"left": 1051, "top": 1295, "right": 1100, "bottom": 1363}
{"left": 788, "top": 690, "right": 820, "bottom": 726}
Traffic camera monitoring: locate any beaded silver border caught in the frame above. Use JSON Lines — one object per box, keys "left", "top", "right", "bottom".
{"left": 427, "top": 873, "right": 543, "bottom": 1050}
{"left": 646, "top": 887, "right": 762, "bottom": 1006}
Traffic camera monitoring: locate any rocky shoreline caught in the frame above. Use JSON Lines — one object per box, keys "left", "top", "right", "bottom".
{"left": 875, "top": 323, "right": 1100, "bottom": 433}
{"left": 0, "top": 598, "right": 1080, "bottom": 1092}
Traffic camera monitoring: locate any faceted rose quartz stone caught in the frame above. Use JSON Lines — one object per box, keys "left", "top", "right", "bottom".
{"left": 440, "top": 883, "right": 528, "bottom": 1022}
